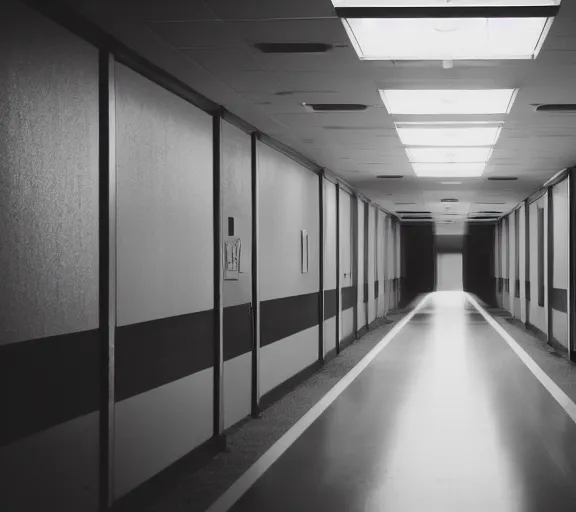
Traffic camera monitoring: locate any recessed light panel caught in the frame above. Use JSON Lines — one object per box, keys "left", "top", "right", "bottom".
{"left": 380, "top": 89, "right": 517, "bottom": 115}
{"left": 343, "top": 17, "right": 552, "bottom": 60}
{"left": 406, "top": 147, "right": 493, "bottom": 163}
{"left": 413, "top": 163, "right": 485, "bottom": 177}
{"left": 397, "top": 127, "right": 501, "bottom": 146}
{"left": 332, "top": 1, "right": 560, "bottom": 6}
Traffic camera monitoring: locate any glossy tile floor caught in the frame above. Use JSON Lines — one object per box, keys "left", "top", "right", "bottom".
{"left": 228, "top": 293, "right": 576, "bottom": 512}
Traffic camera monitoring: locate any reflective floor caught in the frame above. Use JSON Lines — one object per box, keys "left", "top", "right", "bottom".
{"left": 229, "top": 293, "right": 576, "bottom": 512}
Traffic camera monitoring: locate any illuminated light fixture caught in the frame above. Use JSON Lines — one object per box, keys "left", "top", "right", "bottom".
{"left": 331, "top": 1, "right": 560, "bottom": 6}
{"left": 342, "top": 18, "right": 554, "bottom": 60}
{"left": 406, "top": 147, "right": 493, "bottom": 163}
{"left": 412, "top": 163, "right": 485, "bottom": 177}
{"left": 396, "top": 126, "right": 502, "bottom": 146}
{"left": 380, "top": 89, "right": 517, "bottom": 115}
{"left": 333, "top": 1, "right": 560, "bottom": 61}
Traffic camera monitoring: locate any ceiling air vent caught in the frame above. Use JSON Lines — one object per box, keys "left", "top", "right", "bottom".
{"left": 441, "top": 198, "right": 459, "bottom": 203}
{"left": 378, "top": 175, "right": 404, "bottom": 179}
{"left": 487, "top": 177, "right": 518, "bottom": 181}
{"left": 255, "top": 43, "right": 333, "bottom": 54}
{"left": 303, "top": 103, "right": 368, "bottom": 112}
{"left": 535, "top": 104, "right": 576, "bottom": 113}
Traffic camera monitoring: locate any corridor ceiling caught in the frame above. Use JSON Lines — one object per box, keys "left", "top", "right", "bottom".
{"left": 63, "top": 0, "right": 576, "bottom": 221}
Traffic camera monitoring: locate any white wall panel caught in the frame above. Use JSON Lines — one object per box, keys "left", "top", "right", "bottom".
{"left": 223, "top": 353, "right": 252, "bottom": 429}
{"left": 325, "top": 180, "right": 337, "bottom": 291}
{"left": 340, "top": 190, "right": 353, "bottom": 289}
{"left": 114, "top": 369, "right": 213, "bottom": 498}
{"left": 509, "top": 212, "right": 517, "bottom": 317}
{"left": 552, "top": 179, "right": 569, "bottom": 350}
{"left": 519, "top": 205, "right": 527, "bottom": 324}
{"left": 222, "top": 121, "right": 252, "bottom": 308}
{"left": 325, "top": 317, "right": 337, "bottom": 355}
{"left": 260, "top": 326, "right": 319, "bottom": 395}
{"left": 116, "top": 63, "right": 214, "bottom": 327}
{"left": 342, "top": 308, "right": 354, "bottom": 340}
{"left": 258, "top": 143, "right": 319, "bottom": 302}
{"left": 367, "top": 206, "right": 376, "bottom": 324}
{"left": 528, "top": 196, "right": 548, "bottom": 334}
{"left": 0, "top": 2, "right": 99, "bottom": 345}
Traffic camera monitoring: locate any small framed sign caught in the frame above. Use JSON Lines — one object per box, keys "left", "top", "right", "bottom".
{"left": 224, "top": 237, "right": 242, "bottom": 281}
{"left": 301, "top": 230, "right": 309, "bottom": 274}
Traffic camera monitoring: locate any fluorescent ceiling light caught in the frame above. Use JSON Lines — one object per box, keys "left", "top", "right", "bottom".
{"left": 397, "top": 127, "right": 501, "bottom": 146}
{"left": 343, "top": 17, "right": 552, "bottom": 60}
{"left": 332, "top": 1, "right": 560, "bottom": 6}
{"left": 380, "top": 89, "right": 517, "bottom": 115}
{"left": 413, "top": 163, "right": 485, "bottom": 177}
{"left": 406, "top": 147, "right": 493, "bottom": 162}
{"left": 395, "top": 121, "right": 503, "bottom": 126}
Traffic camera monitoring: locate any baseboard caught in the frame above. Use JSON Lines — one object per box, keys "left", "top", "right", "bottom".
{"left": 324, "top": 347, "right": 338, "bottom": 363}
{"left": 113, "top": 434, "right": 226, "bottom": 512}
{"left": 339, "top": 333, "right": 355, "bottom": 352}
{"left": 525, "top": 322, "right": 548, "bottom": 344}
{"left": 259, "top": 360, "right": 323, "bottom": 411}
{"left": 357, "top": 326, "right": 368, "bottom": 339}
{"left": 548, "top": 336, "right": 570, "bottom": 358}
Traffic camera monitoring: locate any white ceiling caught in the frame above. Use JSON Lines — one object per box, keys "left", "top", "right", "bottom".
{"left": 63, "top": 0, "right": 576, "bottom": 220}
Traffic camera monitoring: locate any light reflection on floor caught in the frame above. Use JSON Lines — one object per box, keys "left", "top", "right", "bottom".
{"left": 367, "top": 292, "right": 522, "bottom": 512}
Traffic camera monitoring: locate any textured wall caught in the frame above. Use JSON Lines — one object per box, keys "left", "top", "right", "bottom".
{"left": 115, "top": 63, "right": 214, "bottom": 326}
{"left": 258, "top": 142, "right": 319, "bottom": 302}
{"left": 0, "top": 1, "right": 99, "bottom": 345}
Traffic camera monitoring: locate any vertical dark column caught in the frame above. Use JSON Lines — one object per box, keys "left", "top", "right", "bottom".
{"left": 547, "top": 189, "right": 554, "bottom": 345}
{"left": 250, "top": 133, "right": 261, "bottom": 418}
{"left": 351, "top": 194, "right": 358, "bottom": 339}
{"left": 336, "top": 185, "right": 341, "bottom": 354}
{"left": 384, "top": 215, "right": 389, "bottom": 313}
{"left": 318, "top": 173, "right": 325, "bottom": 362}
{"left": 99, "top": 51, "right": 116, "bottom": 511}
{"left": 538, "top": 207, "right": 545, "bottom": 307}
{"left": 569, "top": 172, "right": 576, "bottom": 361}
{"left": 364, "top": 202, "right": 369, "bottom": 328}
{"left": 515, "top": 209, "right": 520, "bottom": 298}
{"left": 375, "top": 209, "right": 379, "bottom": 314}
{"left": 525, "top": 200, "right": 530, "bottom": 326}
{"left": 213, "top": 112, "right": 224, "bottom": 436}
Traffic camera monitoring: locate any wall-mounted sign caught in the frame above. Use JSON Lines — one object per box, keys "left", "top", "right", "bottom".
{"left": 224, "top": 238, "right": 242, "bottom": 281}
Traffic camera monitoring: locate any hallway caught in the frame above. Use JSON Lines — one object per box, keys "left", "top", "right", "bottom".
{"left": 221, "top": 293, "right": 576, "bottom": 512}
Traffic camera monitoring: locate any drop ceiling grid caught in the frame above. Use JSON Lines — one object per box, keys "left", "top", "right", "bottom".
{"left": 62, "top": 0, "right": 576, "bottom": 216}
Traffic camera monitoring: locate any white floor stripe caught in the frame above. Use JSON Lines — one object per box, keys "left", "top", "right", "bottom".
{"left": 466, "top": 293, "right": 576, "bottom": 425}
{"left": 204, "top": 294, "right": 431, "bottom": 512}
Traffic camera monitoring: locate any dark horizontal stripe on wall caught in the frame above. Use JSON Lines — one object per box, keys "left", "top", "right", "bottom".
{"left": 224, "top": 303, "right": 253, "bottom": 362}
{"left": 526, "top": 281, "right": 531, "bottom": 301}
{"left": 504, "top": 278, "right": 509, "bottom": 293}
{"left": 116, "top": 310, "right": 215, "bottom": 402}
{"left": 374, "top": 281, "right": 379, "bottom": 299}
{"left": 515, "top": 279, "right": 521, "bottom": 298}
{"left": 551, "top": 288, "right": 568, "bottom": 313}
{"left": 0, "top": 329, "right": 100, "bottom": 446}
{"left": 324, "top": 289, "right": 337, "bottom": 321}
{"left": 342, "top": 286, "right": 355, "bottom": 311}
{"left": 260, "top": 292, "right": 319, "bottom": 348}
{"left": 436, "top": 234, "right": 463, "bottom": 253}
